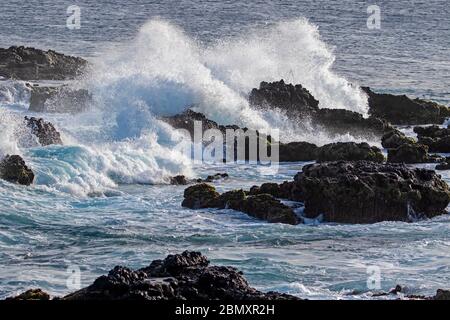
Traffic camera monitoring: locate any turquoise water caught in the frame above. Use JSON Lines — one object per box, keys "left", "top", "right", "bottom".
{"left": 0, "top": 0, "right": 450, "bottom": 299}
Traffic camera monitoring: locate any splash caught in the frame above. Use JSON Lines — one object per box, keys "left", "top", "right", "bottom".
{"left": 0, "top": 18, "right": 371, "bottom": 196}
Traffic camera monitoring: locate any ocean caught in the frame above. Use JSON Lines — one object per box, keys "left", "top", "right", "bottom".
{"left": 0, "top": 0, "right": 449, "bottom": 299}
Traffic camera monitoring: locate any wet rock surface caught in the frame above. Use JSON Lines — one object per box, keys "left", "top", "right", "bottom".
{"left": 0, "top": 155, "right": 35, "bottom": 185}
{"left": 6, "top": 289, "right": 50, "bottom": 301}
{"left": 249, "top": 79, "right": 319, "bottom": 116}
{"left": 387, "top": 143, "right": 433, "bottom": 164}
{"left": 182, "top": 184, "right": 299, "bottom": 225}
{"left": 25, "top": 116, "right": 62, "bottom": 146}
{"left": 363, "top": 87, "right": 450, "bottom": 125}
{"left": 316, "top": 142, "right": 384, "bottom": 163}
{"left": 28, "top": 84, "right": 91, "bottom": 113}
{"left": 61, "top": 251, "right": 299, "bottom": 300}
{"left": 382, "top": 129, "right": 415, "bottom": 149}
{"left": 295, "top": 161, "right": 450, "bottom": 223}
{"left": 0, "top": 46, "right": 87, "bottom": 80}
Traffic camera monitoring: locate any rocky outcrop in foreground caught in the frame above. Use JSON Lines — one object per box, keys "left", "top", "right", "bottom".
{"left": 296, "top": 161, "right": 450, "bottom": 223}
{"left": 0, "top": 46, "right": 87, "bottom": 80}
{"left": 28, "top": 84, "right": 91, "bottom": 113}
{"left": 0, "top": 155, "right": 34, "bottom": 185}
{"left": 182, "top": 183, "right": 299, "bottom": 225}
{"left": 363, "top": 87, "right": 450, "bottom": 125}
{"left": 7, "top": 251, "right": 297, "bottom": 300}
{"left": 207, "top": 161, "right": 450, "bottom": 225}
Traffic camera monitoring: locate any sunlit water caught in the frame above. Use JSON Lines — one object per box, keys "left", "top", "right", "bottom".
{"left": 0, "top": 0, "right": 449, "bottom": 299}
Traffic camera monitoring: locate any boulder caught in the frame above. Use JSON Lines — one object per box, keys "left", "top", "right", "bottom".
{"left": 28, "top": 84, "right": 91, "bottom": 113}
{"left": 414, "top": 125, "right": 450, "bottom": 138}
{"left": 162, "top": 109, "right": 222, "bottom": 139}
{"left": 418, "top": 136, "right": 450, "bottom": 153}
{"left": 363, "top": 87, "right": 450, "bottom": 125}
{"left": 387, "top": 143, "right": 431, "bottom": 163}
{"left": 25, "top": 116, "right": 62, "bottom": 146}
{"left": 0, "top": 46, "right": 87, "bottom": 80}
{"left": 435, "top": 157, "right": 450, "bottom": 171}
{"left": 312, "top": 108, "right": 390, "bottom": 137}
{"left": 295, "top": 161, "right": 450, "bottom": 223}
{"left": 249, "top": 79, "right": 319, "bottom": 116}
{"left": 316, "top": 142, "right": 384, "bottom": 163}
{"left": 381, "top": 129, "right": 415, "bottom": 149}
{"left": 279, "top": 141, "right": 318, "bottom": 162}
{"left": 6, "top": 289, "right": 50, "bottom": 301}
{"left": 170, "top": 175, "right": 189, "bottom": 185}
{"left": 249, "top": 80, "right": 391, "bottom": 138}
{"left": 181, "top": 183, "right": 220, "bottom": 209}
{"left": 0, "top": 155, "right": 35, "bottom": 185}
{"left": 63, "top": 251, "right": 299, "bottom": 300}
{"left": 182, "top": 184, "right": 299, "bottom": 225}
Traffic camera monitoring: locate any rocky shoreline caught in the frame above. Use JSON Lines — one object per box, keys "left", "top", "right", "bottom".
{"left": 6, "top": 251, "right": 450, "bottom": 301}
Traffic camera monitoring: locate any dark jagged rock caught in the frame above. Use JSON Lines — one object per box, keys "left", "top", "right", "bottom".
{"left": 313, "top": 108, "right": 390, "bottom": 137}
{"left": 249, "top": 79, "right": 319, "bottom": 116}
{"left": 162, "top": 109, "right": 222, "bottom": 138}
{"left": 170, "top": 175, "right": 189, "bottom": 185}
{"left": 171, "top": 173, "right": 229, "bottom": 186}
{"left": 249, "top": 80, "right": 391, "bottom": 138}
{"left": 0, "top": 155, "right": 35, "bottom": 185}
{"left": 387, "top": 143, "right": 432, "bottom": 164}
{"left": 414, "top": 125, "right": 450, "bottom": 138}
{"left": 279, "top": 141, "right": 318, "bottom": 162}
{"left": 28, "top": 84, "right": 91, "bottom": 113}
{"left": 295, "top": 161, "right": 450, "bottom": 223}
{"left": 25, "top": 116, "right": 62, "bottom": 146}
{"left": 249, "top": 181, "right": 303, "bottom": 202}
{"left": 203, "top": 173, "right": 229, "bottom": 183}
{"left": 434, "top": 289, "right": 450, "bottom": 300}
{"left": 182, "top": 183, "right": 220, "bottom": 209}
{"left": 435, "top": 157, "right": 450, "bottom": 171}
{"left": 382, "top": 129, "right": 415, "bottom": 149}
{"left": 316, "top": 142, "right": 384, "bottom": 163}
{"left": 182, "top": 184, "right": 299, "bottom": 225}
{"left": 418, "top": 136, "right": 450, "bottom": 153}
{"left": 62, "top": 251, "right": 299, "bottom": 300}
{"left": 6, "top": 289, "right": 50, "bottom": 300}
{"left": 240, "top": 194, "right": 299, "bottom": 224}
{"left": 363, "top": 87, "right": 450, "bottom": 125}
{"left": 0, "top": 46, "right": 88, "bottom": 80}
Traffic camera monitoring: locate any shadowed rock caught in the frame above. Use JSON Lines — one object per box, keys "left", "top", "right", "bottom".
{"left": 28, "top": 84, "right": 91, "bottom": 113}
{"left": 382, "top": 129, "right": 415, "bottom": 149}
{"left": 316, "top": 142, "right": 384, "bottom": 163}
{"left": 249, "top": 79, "right": 319, "bottom": 116}
{"left": 61, "top": 251, "right": 299, "bottom": 300}
{"left": 0, "top": 155, "right": 35, "bottom": 185}
{"left": 363, "top": 87, "right": 450, "bottom": 125}
{"left": 182, "top": 184, "right": 299, "bottom": 225}
{"left": 25, "top": 116, "right": 62, "bottom": 146}
{"left": 387, "top": 143, "right": 435, "bottom": 164}
{"left": 6, "top": 289, "right": 50, "bottom": 301}
{"left": 250, "top": 80, "right": 391, "bottom": 138}
{"left": 0, "top": 46, "right": 87, "bottom": 80}
{"left": 295, "top": 161, "right": 450, "bottom": 223}
{"left": 279, "top": 142, "right": 318, "bottom": 162}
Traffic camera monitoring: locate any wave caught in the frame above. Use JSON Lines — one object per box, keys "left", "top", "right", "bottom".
{"left": 0, "top": 18, "right": 371, "bottom": 196}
